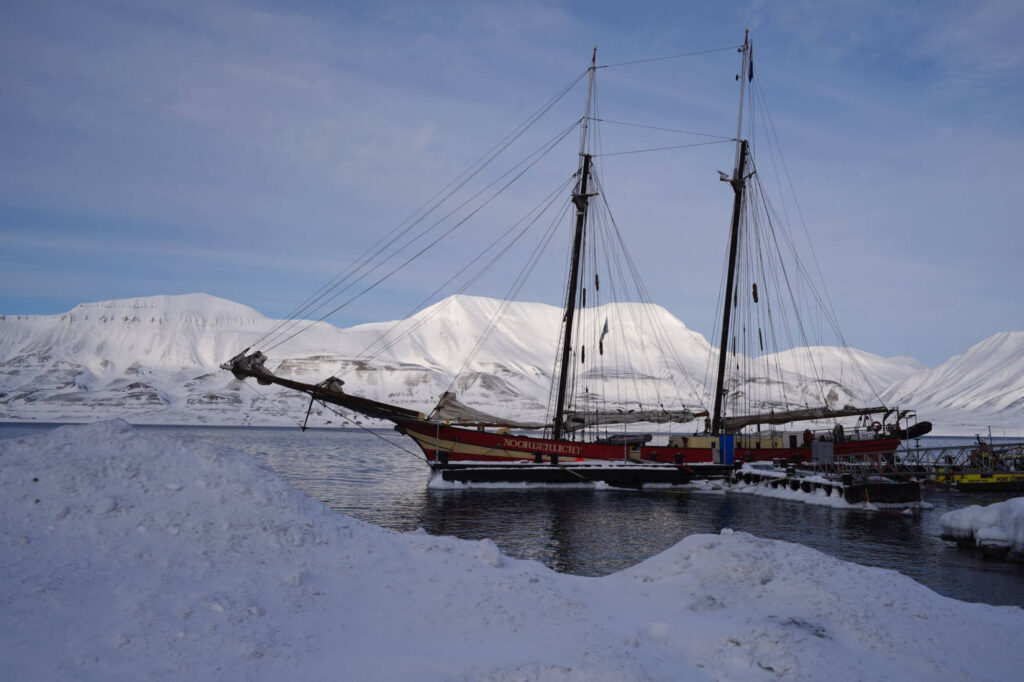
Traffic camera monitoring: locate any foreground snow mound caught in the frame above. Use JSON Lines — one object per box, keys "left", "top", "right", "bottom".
{"left": 939, "top": 497, "right": 1024, "bottom": 555}
{"left": 2, "top": 423, "right": 1022, "bottom": 681}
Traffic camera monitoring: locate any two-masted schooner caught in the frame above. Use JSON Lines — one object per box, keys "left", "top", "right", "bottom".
{"left": 224, "top": 32, "right": 929, "bottom": 472}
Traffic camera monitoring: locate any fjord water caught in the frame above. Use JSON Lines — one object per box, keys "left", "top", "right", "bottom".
{"left": 4, "top": 423, "right": 1022, "bottom": 607}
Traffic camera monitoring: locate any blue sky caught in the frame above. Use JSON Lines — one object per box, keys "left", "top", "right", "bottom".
{"left": 1, "top": 0, "right": 1021, "bottom": 365}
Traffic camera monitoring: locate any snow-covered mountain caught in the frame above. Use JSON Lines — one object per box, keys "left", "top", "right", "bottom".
{"left": 0, "top": 293, "right": 1019, "bottom": 434}
{"left": 882, "top": 332, "right": 1024, "bottom": 436}
{"left": 765, "top": 347, "right": 926, "bottom": 402}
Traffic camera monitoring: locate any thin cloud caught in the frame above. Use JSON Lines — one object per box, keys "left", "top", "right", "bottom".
{"left": 0, "top": 1, "right": 1021, "bottom": 365}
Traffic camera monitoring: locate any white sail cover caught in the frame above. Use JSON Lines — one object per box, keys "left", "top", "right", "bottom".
{"left": 721, "top": 405, "right": 888, "bottom": 431}
{"left": 429, "top": 393, "right": 701, "bottom": 431}
{"left": 428, "top": 392, "right": 547, "bottom": 429}
{"left": 563, "top": 408, "right": 702, "bottom": 432}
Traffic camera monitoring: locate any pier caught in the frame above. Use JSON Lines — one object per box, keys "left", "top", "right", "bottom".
{"left": 896, "top": 440, "right": 1024, "bottom": 491}
{"left": 427, "top": 440, "right": 1024, "bottom": 501}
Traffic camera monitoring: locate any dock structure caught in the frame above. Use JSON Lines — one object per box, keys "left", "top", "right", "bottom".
{"left": 430, "top": 461, "right": 734, "bottom": 488}
{"left": 732, "top": 465, "right": 920, "bottom": 505}
{"left": 431, "top": 459, "right": 922, "bottom": 504}
{"left": 427, "top": 441, "right": 1024, "bottom": 498}
{"left": 752, "top": 439, "right": 1024, "bottom": 492}
{"left": 896, "top": 441, "right": 1024, "bottom": 491}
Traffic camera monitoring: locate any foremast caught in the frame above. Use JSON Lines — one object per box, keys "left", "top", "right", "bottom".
{"left": 552, "top": 49, "right": 598, "bottom": 442}
{"left": 711, "top": 31, "right": 751, "bottom": 437}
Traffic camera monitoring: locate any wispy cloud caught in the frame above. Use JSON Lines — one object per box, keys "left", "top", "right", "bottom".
{"left": 0, "top": 1, "right": 1021, "bottom": 364}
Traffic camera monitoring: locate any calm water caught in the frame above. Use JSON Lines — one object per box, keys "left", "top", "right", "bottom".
{"left": 4, "top": 423, "right": 1023, "bottom": 607}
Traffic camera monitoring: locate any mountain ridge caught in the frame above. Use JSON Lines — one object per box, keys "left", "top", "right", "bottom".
{"left": 1, "top": 293, "right": 1021, "bottom": 436}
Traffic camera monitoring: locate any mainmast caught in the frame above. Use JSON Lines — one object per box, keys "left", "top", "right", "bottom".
{"left": 552, "top": 48, "right": 598, "bottom": 442}
{"left": 711, "top": 32, "right": 751, "bottom": 437}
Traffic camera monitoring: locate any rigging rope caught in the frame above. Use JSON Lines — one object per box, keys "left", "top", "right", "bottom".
{"left": 316, "top": 401, "right": 429, "bottom": 462}
{"left": 236, "top": 379, "right": 311, "bottom": 431}
{"left": 247, "top": 46, "right": 889, "bottom": 440}
{"left": 701, "top": 70, "right": 892, "bottom": 432}
{"left": 751, "top": 78, "right": 886, "bottom": 407}
{"left": 252, "top": 70, "right": 589, "bottom": 351}
{"left": 592, "top": 172, "right": 707, "bottom": 411}
{"left": 354, "top": 174, "right": 575, "bottom": 388}
{"left": 263, "top": 118, "right": 582, "bottom": 353}
{"left": 594, "top": 139, "right": 733, "bottom": 158}
{"left": 443, "top": 199, "right": 571, "bottom": 401}
{"left": 550, "top": 165, "right": 709, "bottom": 437}
{"left": 599, "top": 45, "right": 741, "bottom": 69}
{"left": 589, "top": 117, "right": 733, "bottom": 140}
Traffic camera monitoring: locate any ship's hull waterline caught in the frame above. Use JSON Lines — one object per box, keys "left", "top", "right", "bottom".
{"left": 396, "top": 420, "right": 900, "bottom": 465}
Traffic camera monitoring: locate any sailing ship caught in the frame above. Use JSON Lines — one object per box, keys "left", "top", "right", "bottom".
{"left": 224, "top": 33, "right": 930, "bottom": 470}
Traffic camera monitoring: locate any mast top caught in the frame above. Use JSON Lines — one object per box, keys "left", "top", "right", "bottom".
{"left": 591, "top": 47, "right": 597, "bottom": 66}
{"left": 732, "top": 31, "right": 751, "bottom": 177}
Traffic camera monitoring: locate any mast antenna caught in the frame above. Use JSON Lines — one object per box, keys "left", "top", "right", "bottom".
{"left": 732, "top": 30, "right": 750, "bottom": 176}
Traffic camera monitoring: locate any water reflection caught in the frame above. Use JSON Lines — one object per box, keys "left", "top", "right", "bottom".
{"left": 4, "top": 423, "right": 1023, "bottom": 606}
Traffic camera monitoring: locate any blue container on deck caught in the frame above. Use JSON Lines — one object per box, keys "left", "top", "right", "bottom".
{"left": 719, "top": 435, "right": 735, "bottom": 465}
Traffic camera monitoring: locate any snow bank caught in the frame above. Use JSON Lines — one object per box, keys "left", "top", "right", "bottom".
{"left": 2, "top": 422, "right": 1021, "bottom": 681}
{"left": 939, "top": 497, "right": 1024, "bottom": 555}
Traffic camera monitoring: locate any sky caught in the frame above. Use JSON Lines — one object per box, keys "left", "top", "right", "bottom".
{"left": 1, "top": 0, "right": 1021, "bottom": 366}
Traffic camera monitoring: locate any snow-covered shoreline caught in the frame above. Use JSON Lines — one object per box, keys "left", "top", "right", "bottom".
{"left": 2, "top": 421, "right": 1022, "bottom": 680}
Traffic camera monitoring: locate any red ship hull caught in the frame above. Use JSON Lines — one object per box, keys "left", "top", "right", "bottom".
{"left": 396, "top": 420, "right": 899, "bottom": 465}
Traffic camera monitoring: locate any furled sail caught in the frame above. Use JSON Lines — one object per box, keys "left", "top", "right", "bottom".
{"left": 563, "top": 407, "right": 704, "bottom": 432}
{"left": 428, "top": 392, "right": 548, "bottom": 429}
{"left": 721, "top": 405, "right": 888, "bottom": 432}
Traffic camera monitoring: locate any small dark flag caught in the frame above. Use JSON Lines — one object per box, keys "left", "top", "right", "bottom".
{"left": 748, "top": 46, "right": 754, "bottom": 81}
